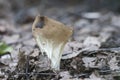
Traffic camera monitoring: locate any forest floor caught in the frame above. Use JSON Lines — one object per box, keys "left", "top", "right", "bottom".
{"left": 0, "top": 1, "right": 120, "bottom": 80}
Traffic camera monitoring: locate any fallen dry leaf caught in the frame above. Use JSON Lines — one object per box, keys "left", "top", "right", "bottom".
{"left": 82, "top": 57, "right": 97, "bottom": 68}
{"left": 83, "top": 36, "right": 101, "bottom": 51}
{"left": 62, "top": 41, "right": 83, "bottom": 59}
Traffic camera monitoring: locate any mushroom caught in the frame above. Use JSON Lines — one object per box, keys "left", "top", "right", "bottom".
{"left": 32, "top": 16, "right": 73, "bottom": 70}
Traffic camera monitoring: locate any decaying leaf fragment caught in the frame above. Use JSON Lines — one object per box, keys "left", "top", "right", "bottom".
{"left": 32, "top": 16, "right": 73, "bottom": 70}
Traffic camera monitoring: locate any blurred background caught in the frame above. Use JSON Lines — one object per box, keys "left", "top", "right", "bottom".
{"left": 1, "top": 0, "right": 120, "bottom": 24}
{"left": 1, "top": 0, "right": 120, "bottom": 48}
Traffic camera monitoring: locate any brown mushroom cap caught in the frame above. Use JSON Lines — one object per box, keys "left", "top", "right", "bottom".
{"left": 32, "top": 16, "right": 73, "bottom": 44}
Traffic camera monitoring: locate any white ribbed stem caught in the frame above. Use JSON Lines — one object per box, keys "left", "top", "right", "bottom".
{"left": 36, "top": 36, "right": 65, "bottom": 70}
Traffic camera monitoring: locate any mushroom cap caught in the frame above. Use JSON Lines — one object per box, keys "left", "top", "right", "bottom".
{"left": 32, "top": 16, "right": 73, "bottom": 45}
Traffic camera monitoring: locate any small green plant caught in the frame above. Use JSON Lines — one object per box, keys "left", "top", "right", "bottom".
{"left": 0, "top": 42, "right": 13, "bottom": 55}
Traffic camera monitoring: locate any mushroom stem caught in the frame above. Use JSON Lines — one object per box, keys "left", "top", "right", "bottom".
{"left": 50, "top": 42, "right": 65, "bottom": 70}
{"left": 36, "top": 36, "right": 65, "bottom": 70}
